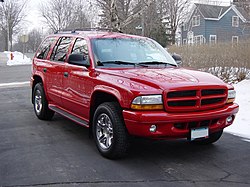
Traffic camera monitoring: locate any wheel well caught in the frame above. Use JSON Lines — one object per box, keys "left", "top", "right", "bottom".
{"left": 89, "top": 91, "right": 121, "bottom": 133}
{"left": 32, "top": 75, "right": 43, "bottom": 103}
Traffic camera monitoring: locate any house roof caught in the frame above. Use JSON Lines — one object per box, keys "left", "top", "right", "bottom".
{"left": 194, "top": 3, "right": 230, "bottom": 19}
{"left": 236, "top": 6, "right": 250, "bottom": 21}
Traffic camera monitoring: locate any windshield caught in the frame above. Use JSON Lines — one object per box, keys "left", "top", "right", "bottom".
{"left": 91, "top": 37, "right": 177, "bottom": 68}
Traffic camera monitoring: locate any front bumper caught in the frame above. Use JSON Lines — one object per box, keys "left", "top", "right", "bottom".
{"left": 123, "top": 103, "right": 239, "bottom": 139}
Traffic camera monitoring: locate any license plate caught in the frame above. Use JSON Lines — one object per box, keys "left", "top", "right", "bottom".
{"left": 191, "top": 127, "right": 209, "bottom": 141}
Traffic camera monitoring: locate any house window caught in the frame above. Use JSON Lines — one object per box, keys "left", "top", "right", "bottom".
{"left": 232, "top": 16, "right": 239, "bottom": 27}
{"left": 210, "top": 35, "right": 217, "bottom": 44}
{"left": 232, "top": 36, "right": 239, "bottom": 44}
{"left": 183, "top": 39, "right": 187, "bottom": 45}
{"left": 183, "top": 23, "right": 187, "bottom": 31}
{"left": 194, "top": 35, "right": 204, "bottom": 45}
{"left": 197, "top": 15, "right": 200, "bottom": 26}
{"left": 192, "top": 15, "right": 200, "bottom": 27}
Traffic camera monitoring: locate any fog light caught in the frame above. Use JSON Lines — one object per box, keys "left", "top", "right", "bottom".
{"left": 149, "top": 125, "right": 157, "bottom": 133}
{"left": 227, "top": 116, "right": 233, "bottom": 123}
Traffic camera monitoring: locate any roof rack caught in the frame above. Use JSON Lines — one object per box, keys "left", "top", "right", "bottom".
{"left": 54, "top": 27, "right": 123, "bottom": 34}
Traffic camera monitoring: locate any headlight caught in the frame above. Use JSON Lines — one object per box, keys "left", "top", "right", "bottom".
{"left": 227, "top": 90, "right": 236, "bottom": 103}
{"left": 131, "top": 95, "right": 164, "bottom": 110}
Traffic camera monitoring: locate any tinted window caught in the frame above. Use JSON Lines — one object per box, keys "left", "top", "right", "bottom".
{"left": 36, "top": 37, "right": 56, "bottom": 59}
{"left": 51, "top": 37, "right": 72, "bottom": 62}
{"left": 71, "top": 38, "right": 89, "bottom": 60}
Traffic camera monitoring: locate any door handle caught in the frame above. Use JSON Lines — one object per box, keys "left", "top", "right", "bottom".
{"left": 64, "top": 72, "right": 69, "bottom": 77}
{"left": 43, "top": 68, "right": 47, "bottom": 73}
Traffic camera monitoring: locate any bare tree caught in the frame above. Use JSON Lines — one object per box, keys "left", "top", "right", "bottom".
{"left": 96, "top": 0, "right": 136, "bottom": 31}
{"left": 67, "top": 0, "right": 91, "bottom": 29}
{"left": 39, "top": 0, "right": 90, "bottom": 32}
{"left": 163, "top": 0, "right": 190, "bottom": 45}
{"left": 96, "top": 0, "right": 189, "bottom": 45}
{"left": 13, "top": 29, "right": 43, "bottom": 53}
{"left": 0, "top": 0, "right": 28, "bottom": 51}
{"left": 233, "top": 0, "right": 250, "bottom": 13}
{"left": 26, "top": 29, "right": 43, "bottom": 52}
{"left": 40, "top": 0, "right": 77, "bottom": 32}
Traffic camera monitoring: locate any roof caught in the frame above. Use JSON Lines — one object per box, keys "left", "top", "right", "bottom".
{"left": 236, "top": 6, "right": 250, "bottom": 21}
{"left": 192, "top": 3, "right": 250, "bottom": 22}
{"left": 194, "top": 3, "right": 230, "bottom": 19}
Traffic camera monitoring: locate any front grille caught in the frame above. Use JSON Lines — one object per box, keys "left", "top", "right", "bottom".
{"left": 168, "top": 100, "right": 196, "bottom": 107}
{"left": 174, "top": 119, "right": 219, "bottom": 130}
{"left": 167, "top": 90, "right": 196, "bottom": 98}
{"left": 201, "top": 98, "right": 224, "bottom": 105}
{"left": 166, "top": 88, "right": 227, "bottom": 112}
{"left": 202, "top": 89, "right": 225, "bottom": 96}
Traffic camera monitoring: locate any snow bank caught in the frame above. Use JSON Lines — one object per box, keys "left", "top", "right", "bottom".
{"left": 225, "top": 80, "right": 250, "bottom": 140}
{"left": 4, "top": 51, "right": 31, "bottom": 66}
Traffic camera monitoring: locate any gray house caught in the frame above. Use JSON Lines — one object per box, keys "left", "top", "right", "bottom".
{"left": 181, "top": 3, "right": 250, "bottom": 45}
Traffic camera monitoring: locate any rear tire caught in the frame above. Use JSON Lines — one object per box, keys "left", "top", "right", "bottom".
{"left": 192, "top": 130, "right": 223, "bottom": 145}
{"left": 33, "top": 83, "right": 54, "bottom": 120}
{"left": 93, "top": 102, "right": 130, "bottom": 159}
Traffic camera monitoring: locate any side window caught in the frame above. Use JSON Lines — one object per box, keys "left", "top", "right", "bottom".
{"left": 232, "top": 16, "right": 239, "bottom": 27}
{"left": 71, "top": 38, "right": 89, "bottom": 60}
{"left": 36, "top": 37, "right": 56, "bottom": 60}
{"left": 50, "top": 37, "right": 72, "bottom": 62}
{"left": 68, "top": 38, "right": 90, "bottom": 66}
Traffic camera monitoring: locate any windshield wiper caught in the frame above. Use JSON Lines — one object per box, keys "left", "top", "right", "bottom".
{"left": 138, "top": 61, "right": 176, "bottom": 67}
{"left": 98, "top": 61, "right": 147, "bottom": 67}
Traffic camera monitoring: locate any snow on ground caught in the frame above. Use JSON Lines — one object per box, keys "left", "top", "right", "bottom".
{"left": 4, "top": 51, "right": 31, "bottom": 66}
{"left": 225, "top": 79, "right": 250, "bottom": 141}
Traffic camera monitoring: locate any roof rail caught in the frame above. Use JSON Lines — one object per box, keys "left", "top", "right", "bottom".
{"left": 54, "top": 27, "right": 123, "bottom": 34}
{"left": 54, "top": 30, "right": 77, "bottom": 34}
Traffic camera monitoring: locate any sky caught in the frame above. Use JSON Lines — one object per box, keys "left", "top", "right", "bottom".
{"left": 25, "top": 0, "right": 232, "bottom": 33}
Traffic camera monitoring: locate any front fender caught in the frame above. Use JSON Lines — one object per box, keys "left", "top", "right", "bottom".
{"left": 93, "top": 85, "right": 131, "bottom": 108}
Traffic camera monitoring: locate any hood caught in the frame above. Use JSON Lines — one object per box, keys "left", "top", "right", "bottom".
{"left": 97, "top": 67, "right": 226, "bottom": 91}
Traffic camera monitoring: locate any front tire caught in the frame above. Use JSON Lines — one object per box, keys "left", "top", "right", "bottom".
{"left": 33, "top": 83, "right": 54, "bottom": 120}
{"left": 93, "top": 102, "right": 130, "bottom": 159}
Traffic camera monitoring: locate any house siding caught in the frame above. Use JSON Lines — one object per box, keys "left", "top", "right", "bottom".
{"left": 181, "top": 5, "right": 250, "bottom": 45}
{"left": 205, "top": 9, "right": 246, "bottom": 43}
{"left": 181, "top": 9, "right": 206, "bottom": 44}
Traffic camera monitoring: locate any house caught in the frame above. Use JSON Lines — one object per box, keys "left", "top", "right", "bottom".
{"left": 181, "top": 3, "right": 250, "bottom": 45}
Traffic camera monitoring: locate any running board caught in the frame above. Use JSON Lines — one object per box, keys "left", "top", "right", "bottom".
{"left": 49, "top": 105, "right": 89, "bottom": 127}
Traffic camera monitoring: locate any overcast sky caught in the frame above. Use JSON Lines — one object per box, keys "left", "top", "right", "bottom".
{"left": 25, "top": 0, "right": 232, "bottom": 33}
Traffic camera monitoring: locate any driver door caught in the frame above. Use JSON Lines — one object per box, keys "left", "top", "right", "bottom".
{"left": 62, "top": 38, "right": 91, "bottom": 120}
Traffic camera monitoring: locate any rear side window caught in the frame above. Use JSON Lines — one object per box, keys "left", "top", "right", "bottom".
{"left": 36, "top": 37, "right": 56, "bottom": 59}
{"left": 50, "top": 37, "right": 73, "bottom": 62}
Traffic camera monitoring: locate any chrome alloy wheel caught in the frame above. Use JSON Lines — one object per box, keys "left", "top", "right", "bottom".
{"left": 34, "top": 90, "right": 42, "bottom": 115}
{"left": 96, "top": 113, "right": 114, "bottom": 150}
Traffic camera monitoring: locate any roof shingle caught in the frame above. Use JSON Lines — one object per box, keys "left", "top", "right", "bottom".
{"left": 195, "top": 3, "right": 230, "bottom": 19}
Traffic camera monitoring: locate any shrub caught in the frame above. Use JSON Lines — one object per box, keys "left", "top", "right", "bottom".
{"left": 168, "top": 42, "right": 250, "bottom": 83}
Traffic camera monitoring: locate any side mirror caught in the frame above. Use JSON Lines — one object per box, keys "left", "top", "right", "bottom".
{"left": 68, "top": 53, "right": 89, "bottom": 67}
{"left": 172, "top": 53, "right": 182, "bottom": 65}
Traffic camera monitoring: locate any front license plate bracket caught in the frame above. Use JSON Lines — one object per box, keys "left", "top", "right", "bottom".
{"left": 190, "top": 127, "right": 209, "bottom": 141}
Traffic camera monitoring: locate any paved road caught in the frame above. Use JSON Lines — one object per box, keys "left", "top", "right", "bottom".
{"left": 0, "top": 52, "right": 32, "bottom": 83}
{"left": 0, "top": 66, "right": 250, "bottom": 187}
{"left": 0, "top": 65, "right": 31, "bottom": 84}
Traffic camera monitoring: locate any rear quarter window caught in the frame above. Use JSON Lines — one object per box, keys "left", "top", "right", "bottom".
{"left": 36, "top": 37, "right": 57, "bottom": 60}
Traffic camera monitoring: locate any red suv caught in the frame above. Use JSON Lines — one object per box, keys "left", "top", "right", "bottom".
{"left": 31, "top": 30, "right": 239, "bottom": 159}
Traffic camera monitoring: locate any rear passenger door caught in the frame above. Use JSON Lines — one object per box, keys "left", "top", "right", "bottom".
{"left": 47, "top": 36, "right": 73, "bottom": 107}
{"left": 34, "top": 36, "right": 57, "bottom": 102}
